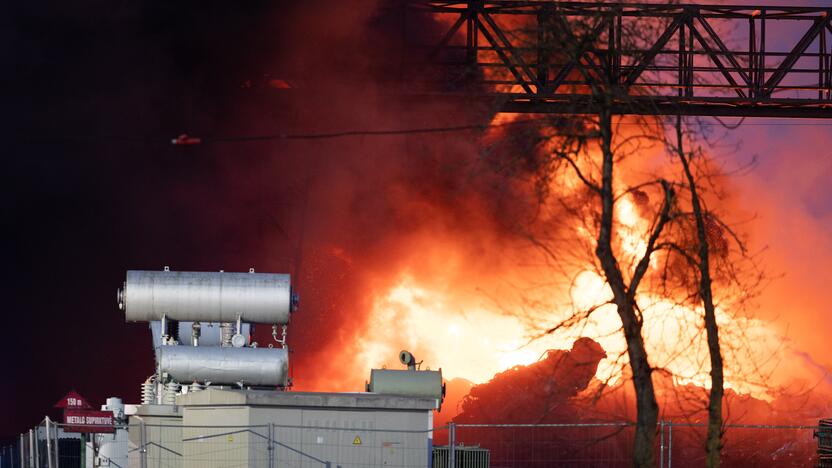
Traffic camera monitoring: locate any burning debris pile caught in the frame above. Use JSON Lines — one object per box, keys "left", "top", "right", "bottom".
{"left": 440, "top": 337, "right": 831, "bottom": 467}
{"left": 454, "top": 338, "right": 606, "bottom": 424}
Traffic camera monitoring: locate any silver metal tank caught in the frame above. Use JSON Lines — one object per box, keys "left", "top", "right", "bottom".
{"left": 158, "top": 346, "right": 289, "bottom": 387}
{"left": 120, "top": 270, "right": 292, "bottom": 324}
{"left": 367, "top": 369, "right": 444, "bottom": 405}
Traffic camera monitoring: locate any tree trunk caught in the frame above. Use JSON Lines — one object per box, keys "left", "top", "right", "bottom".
{"left": 676, "top": 116, "right": 724, "bottom": 467}
{"left": 596, "top": 107, "right": 659, "bottom": 468}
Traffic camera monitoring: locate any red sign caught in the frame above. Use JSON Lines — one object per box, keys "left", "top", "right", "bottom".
{"left": 63, "top": 409, "right": 115, "bottom": 433}
{"left": 54, "top": 390, "right": 92, "bottom": 409}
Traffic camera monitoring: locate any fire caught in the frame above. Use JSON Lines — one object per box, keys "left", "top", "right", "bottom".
{"left": 357, "top": 191, "right": 786, "bottom": 400}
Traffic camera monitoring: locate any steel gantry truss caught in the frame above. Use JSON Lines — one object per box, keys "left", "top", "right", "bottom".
{"left": 405, "top": 2, "right": 832, "bottom": 117}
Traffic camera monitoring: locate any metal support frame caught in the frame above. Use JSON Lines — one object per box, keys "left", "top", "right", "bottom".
{"left": 406, "top": 1, "right": 832, "bottom": 117}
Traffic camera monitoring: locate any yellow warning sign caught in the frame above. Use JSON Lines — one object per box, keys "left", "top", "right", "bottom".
{"left": 352, "top": 435, "right": 362, "bottom": 445}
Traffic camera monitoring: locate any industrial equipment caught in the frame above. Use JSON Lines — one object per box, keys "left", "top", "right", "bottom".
{"left": 119, "top": 268, "right": 296, "bottom": 404}
{"left": 367, "top": 350, "right": 446, "bottom": 409}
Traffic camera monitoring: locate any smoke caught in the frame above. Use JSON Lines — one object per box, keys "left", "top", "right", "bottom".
{"left": 5, "top": 0, "right": 832, "bottom": 443}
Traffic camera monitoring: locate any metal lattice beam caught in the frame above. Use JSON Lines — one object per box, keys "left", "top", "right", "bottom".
{"left": 405, "top": 1, "right": 832, "bottom": 117}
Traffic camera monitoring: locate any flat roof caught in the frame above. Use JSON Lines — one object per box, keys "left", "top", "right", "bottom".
{"left": 176, "top": 388, "right": 438, "bottom": 411}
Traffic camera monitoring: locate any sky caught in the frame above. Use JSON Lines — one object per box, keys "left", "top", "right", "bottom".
{"left": 2, "top": 0, "right": 832, "bottom": 443}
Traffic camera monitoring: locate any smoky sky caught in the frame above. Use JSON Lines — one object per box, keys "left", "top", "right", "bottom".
{"left": 6, "top": 0, "right": 832, "bottom": 446}
{"left": 1, "top": 0, "right": 408, "bottom": 440}
{"left": 1, "top": 0, "right": 516, "bottom": 442}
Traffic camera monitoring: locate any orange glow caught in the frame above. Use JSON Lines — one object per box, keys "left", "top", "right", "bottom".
{"left": 357, "top": 186, "right": 788, "bottom": 401}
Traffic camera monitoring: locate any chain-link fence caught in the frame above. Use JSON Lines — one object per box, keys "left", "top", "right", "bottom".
{"left": 659, "top": 421, "right": 823, "bottom": 468}
{"left": 451, "top": 423, "right": 634, "bottom": 467}
{"left": 5, "top": 417, "right": 828, "bottom": 467}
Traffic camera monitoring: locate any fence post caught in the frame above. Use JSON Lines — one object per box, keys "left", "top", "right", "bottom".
{"left": 19, "top": 434, "right": 25, "bottom": 468}
{"left": 54, "top": 426, "right": 60, "bottom": 468}
{"left": 448, "top": 423, "right": 456, "bottom": 468}
{"left": 79, "top": 434, "right": 85, "bottom": 468}
{"left": 28, "top": 430, "right": 34, "bottom": 468}
{"left": 667, "top": 420, "right": 672, "bottom": 468}
{"left": 45, "top": 418, "right": 53, "bottom": 468}
{"left": 659, "top": 420, "right": 664, "bottom": 468}
{"left": 139, "top": 422, "right": 147, "bottom": 468}
{"left": 268, "top": 423, "right": 274, "bottom": 468}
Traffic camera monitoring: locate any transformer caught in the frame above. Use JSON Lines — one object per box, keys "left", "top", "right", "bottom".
{"left": 119, "top": 268, "right": 295, "bottom": 405}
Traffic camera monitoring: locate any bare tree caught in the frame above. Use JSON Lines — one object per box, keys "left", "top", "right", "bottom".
{"left": 670, "top": 114, "right": 724, "bottom": 467}
{"left": 597, "top": 109, "right": 670, "bottom": 468}
{"left": 455, "top": 3, "right": 764, "bottom": 466}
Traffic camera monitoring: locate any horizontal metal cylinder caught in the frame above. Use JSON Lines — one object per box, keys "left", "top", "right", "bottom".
{"left": 368, "top": 369, "right": 444, "bottom": 402}
{"left": 158, "top": 346, "right": 289, "bottom": 387}
{"left": 121, "top": 270, "right": 292, "bottom": 324}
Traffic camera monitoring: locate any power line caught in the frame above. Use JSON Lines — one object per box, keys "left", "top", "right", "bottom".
{"left": 13, "top": 119, "right": 832, "bottom": 147}
{"left": 189, "top": 120, "right": 832, "bottom": 144}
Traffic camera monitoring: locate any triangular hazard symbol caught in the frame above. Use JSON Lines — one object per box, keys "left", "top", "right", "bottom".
{"left": 352, "top": 435, "right": 362, "bottom": 445}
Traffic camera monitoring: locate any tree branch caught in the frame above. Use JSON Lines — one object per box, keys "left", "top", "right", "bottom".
{"left": 628, "top": 179, "right": 675, "bottom": 301}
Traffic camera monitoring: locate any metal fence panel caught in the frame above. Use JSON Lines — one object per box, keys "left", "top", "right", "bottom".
{"left": 15, "top": 416, "right": 832, "bottom": 467}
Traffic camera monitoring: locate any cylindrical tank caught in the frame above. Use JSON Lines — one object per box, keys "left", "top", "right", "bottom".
{"left": 158, "top": 346, "right": 289, "bottom": 387}
{"left": 120, "top": 270, "right": 292, "bottom": 324}
{"left": 368, "top": 369, "right": 444, "bottom": 403}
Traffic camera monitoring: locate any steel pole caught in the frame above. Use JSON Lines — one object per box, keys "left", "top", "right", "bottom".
{"left": 19, "top": 434, "right": 25, "bottom": 468}
{"left": 79, "top": 434, "right": 85, "bottom": 468}
{"left": 139, "top": 422, "right": 147, "bottom": 468}
{"left": 27, "top": 430, "right": 33, "bottom": 468}
{"left": 54, "top": 426, "right": 60, "bottom": 468}
{"left": 45, "top": 418, "right": 53, "bottom": 468}
{"left": 268, "top": 423, "right": 274, "bottom": 468}
{"left": 659, "top": 420, "right": 665, "bottom": 468}
{"left": 448, "top": 423, "right": 456, "bottom": 468}
{"left": 668, "top": 420, "right": 673, "bottom": 468}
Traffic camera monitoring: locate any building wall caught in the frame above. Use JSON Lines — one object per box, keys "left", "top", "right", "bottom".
{"left": 126, "top": 390, "right": 435, "bottom": 467}
{"left": 127, "top": 406, "right": 182, "bottom": 468}
{"left": 181, "top": 407, "right": 257, "bottom": 468}
{"left": 178, "top": 404, "right": 431, "bottom": 467}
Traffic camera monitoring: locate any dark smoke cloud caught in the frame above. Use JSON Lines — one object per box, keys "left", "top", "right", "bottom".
{"left": 2, "top": 0, "right": 534, "bottom": 440}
